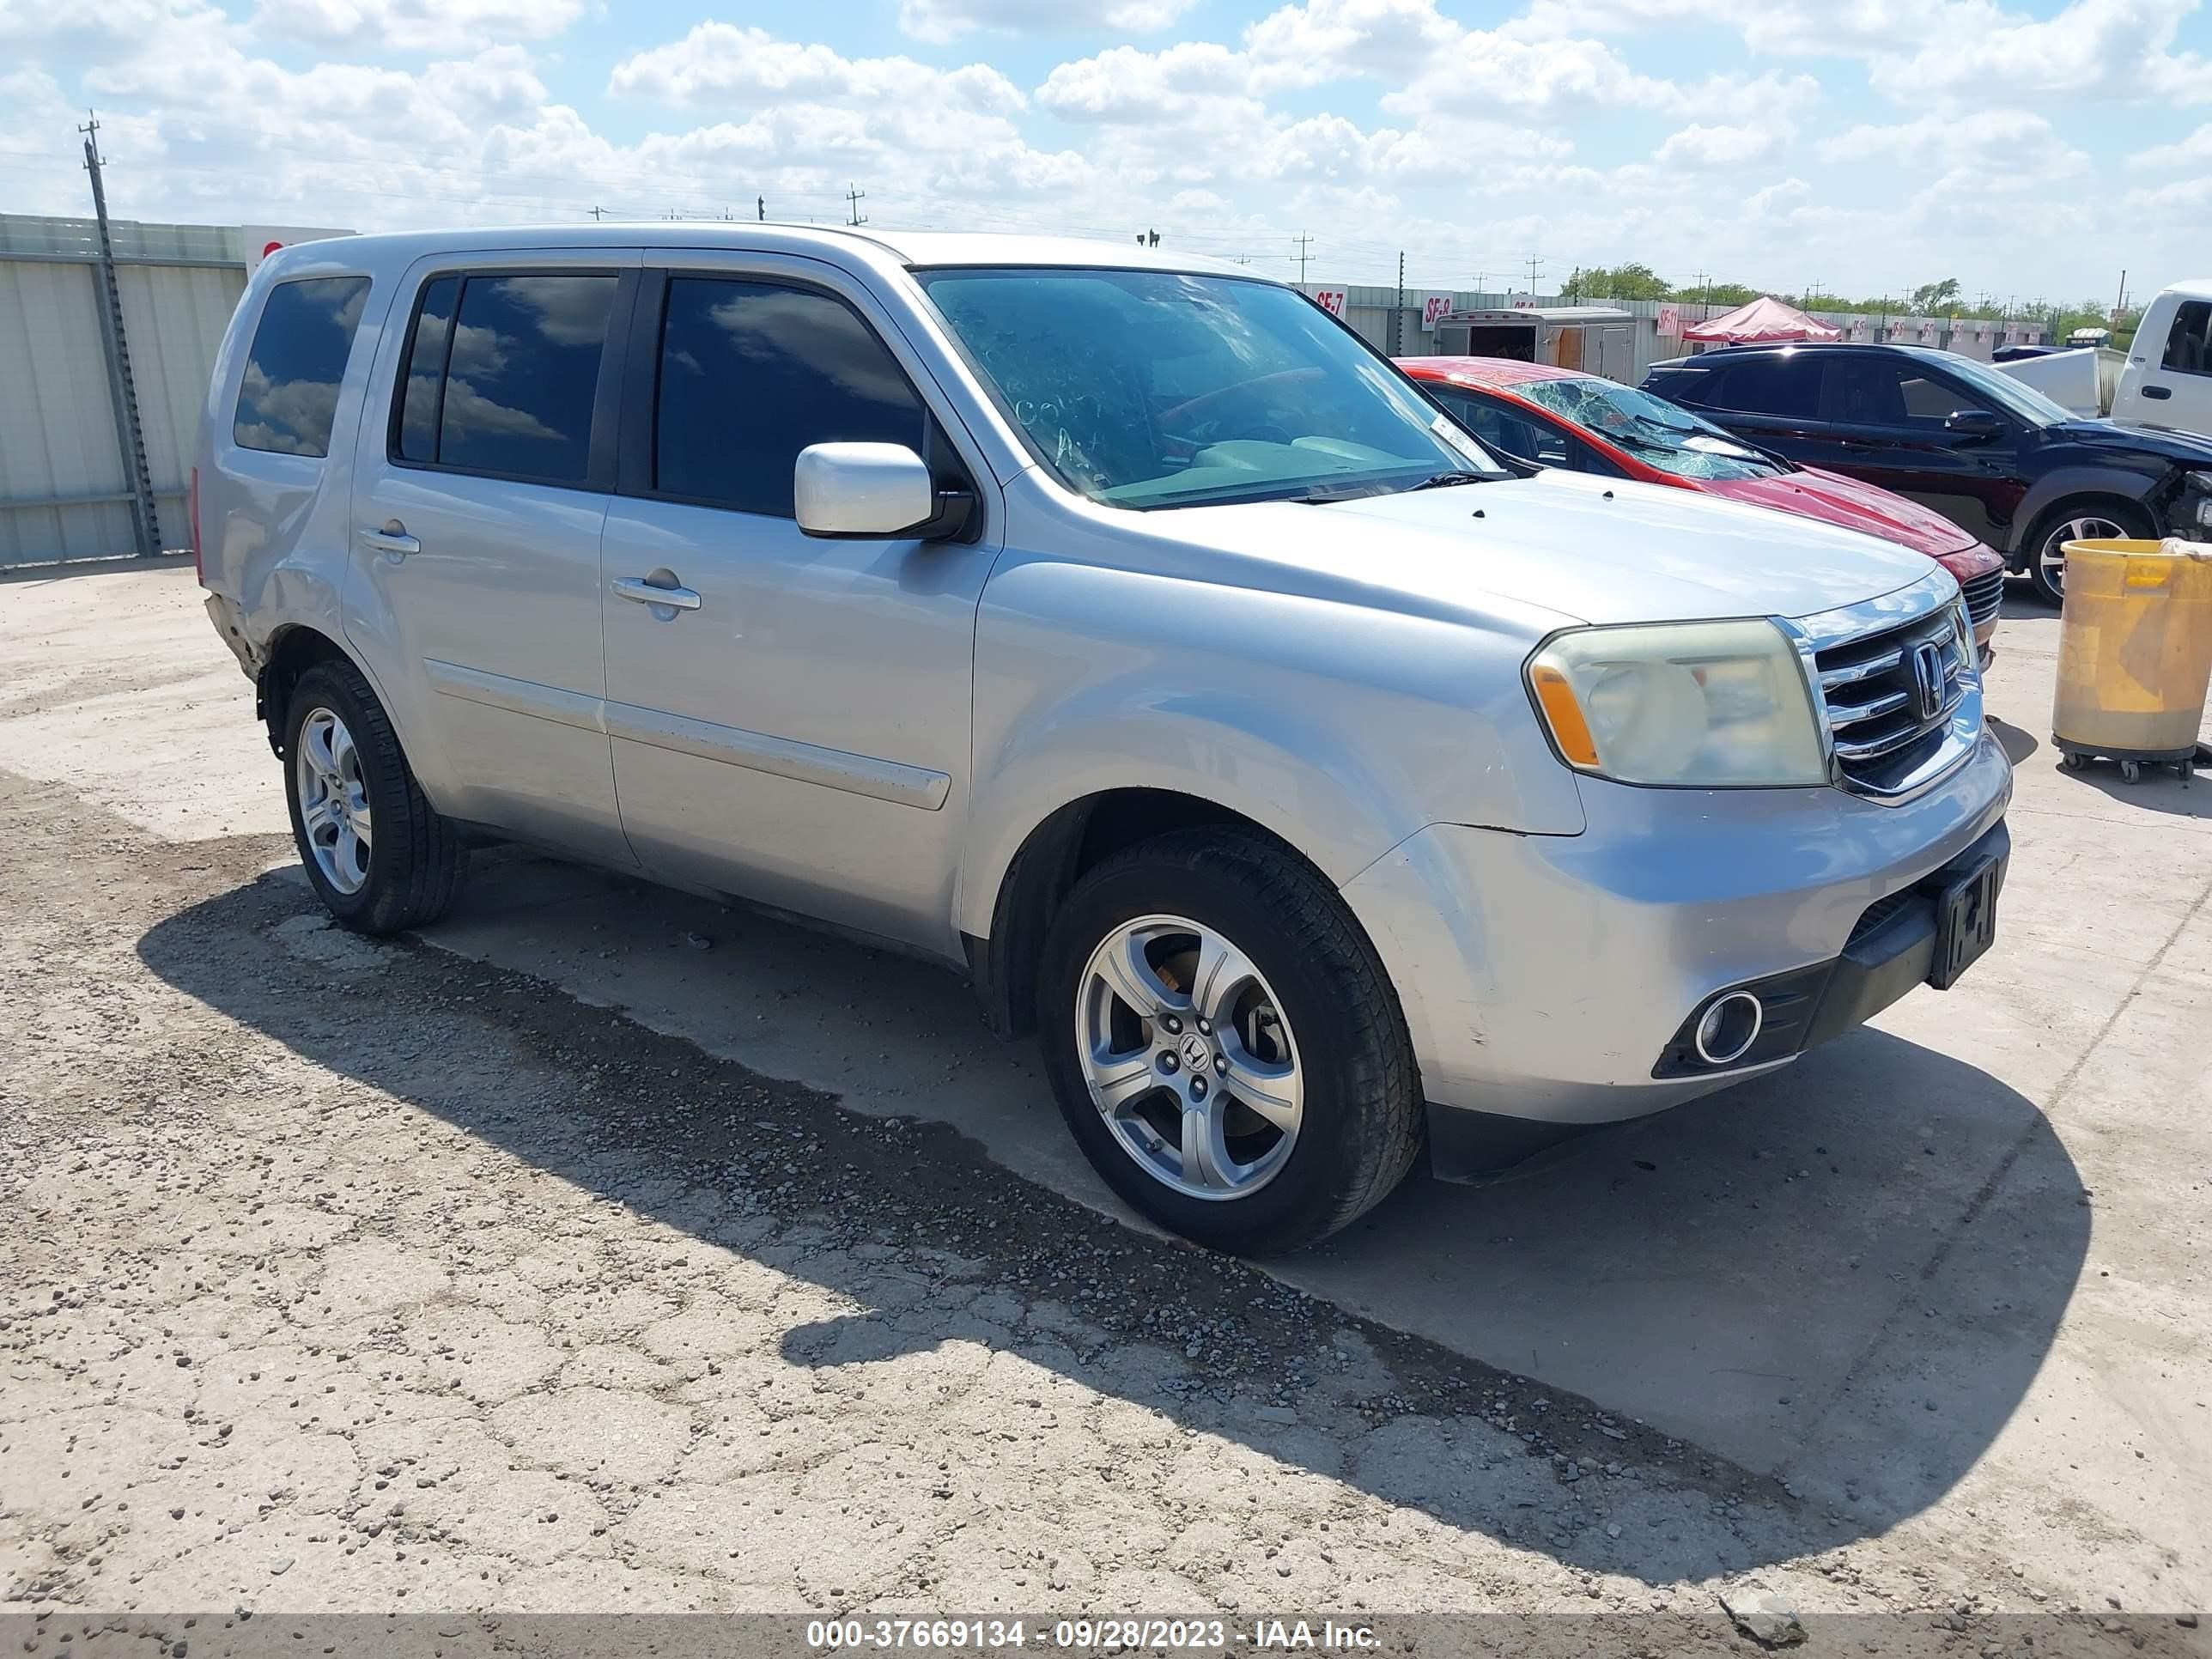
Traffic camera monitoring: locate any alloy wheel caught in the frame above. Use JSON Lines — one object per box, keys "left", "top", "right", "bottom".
{"left": 2038, "top": 514, "right": 2125, "bottom": 599}
{"left": 295, "top": 707, "right": 373, "bottom": 895}
{"left": 1075, "top": 913, "right": 1304, "bottom": 1200}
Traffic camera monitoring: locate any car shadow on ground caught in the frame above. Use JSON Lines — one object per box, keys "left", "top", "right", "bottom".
{"left": 137, "top": 863, "right": 2088, "bottom": 1587}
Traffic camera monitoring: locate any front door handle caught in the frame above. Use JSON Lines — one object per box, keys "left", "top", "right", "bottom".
{"left": 361, "top": 520, "right": 420, "bottom": 557}
{"left": 611, "top": 575, "right": 702, "bottom": 611}
{"left": 2142, "top": 384, "right": 2172, "bottom": 401}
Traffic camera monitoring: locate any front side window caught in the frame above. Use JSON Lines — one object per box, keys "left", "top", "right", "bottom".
{"left": 2162, "top": 301, "right": 2212, "bottom": 376}
{"left": 1429, "top": 388, "right": 1548, "bottom": 462}
{"left": 1930, "top": 351, "right": 2068, "bottom": 428}
{"left": 1512, "top": 376, "right": 1784, "bottom": 479}
{"left": 654, "top": 278, "right": 926, "bottom": 515}
{"left": 392, "top": 273, "right": 617, "bottom": 483}
{"left": 233, "top": 276, "right": 371, "bottom": 457}
{"left": 915, "top": 268, "right": 1499, "bottom": 508}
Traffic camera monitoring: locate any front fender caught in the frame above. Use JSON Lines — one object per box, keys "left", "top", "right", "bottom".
{"left": 2008, "top": 459, "right": 2163, "bottom": 554}
{"left": 954, "top": 556, "right": 1584, "bottom": 940}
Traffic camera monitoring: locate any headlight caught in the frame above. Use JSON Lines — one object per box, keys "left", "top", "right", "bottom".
{"left": 1527, "top": 619, "right": 1828, "bottom": 787}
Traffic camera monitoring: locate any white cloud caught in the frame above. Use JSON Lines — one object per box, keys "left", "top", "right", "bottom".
{"left": 1818, "top": 108, "right": 2089, "bottom": 182}
{"left": 608, "top": 25, "right": 1025, "bottom": 113}
{"left": 897, "top": 0, "right": 1199, "bottom": 42}
{"left": 249, "top": 0, "right": 580, "bottom": 53}
{"left": 1869, "top": 0, "right": 2207, "bottom": 106}
{"left": 2128, "top": 121, "right": 2212, "bottom": 167}
{"left": 1655, "top": 121, "right": 1787, "bottom": 167}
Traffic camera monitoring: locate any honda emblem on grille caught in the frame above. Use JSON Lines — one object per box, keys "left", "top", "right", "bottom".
{"left": 1909, "top": 641, "right": 1946, "bottom": 721}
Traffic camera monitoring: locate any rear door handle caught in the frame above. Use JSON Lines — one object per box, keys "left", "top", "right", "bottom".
{"left": 611, "top": 575, "right": 702, "bottom": 611}
{"left": 361, "top": 521, "right": 420, "bottom": 557}
{"left": 2142, "top": 385, "right": 2172, "bottom": 401}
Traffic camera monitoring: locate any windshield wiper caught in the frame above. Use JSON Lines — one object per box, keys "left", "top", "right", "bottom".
{"left": 1404, "top": 469, "right": 1493, "bottom": 490}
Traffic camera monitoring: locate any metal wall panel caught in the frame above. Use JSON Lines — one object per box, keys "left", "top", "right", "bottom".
{"left": 117, "top": 260, "right": 246, "bottom": 536}
{"left": 0, "top": 255, "right": 136, "bottom": 565}
{"left": 0, "top": 214, "right": 247, "bottom": 568}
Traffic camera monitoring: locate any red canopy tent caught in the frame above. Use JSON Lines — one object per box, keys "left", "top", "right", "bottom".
{"left": 1681, "top": 295, "right": 1843, "bottom": 344}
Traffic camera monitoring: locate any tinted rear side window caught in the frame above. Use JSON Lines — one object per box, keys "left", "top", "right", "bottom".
{"left": 396, "top": 276, "right": 459, "bottom": 463}
{"left": 233, "top": 276, "right": 371, "bottom": 457}
{"left": 436, "top": 274, "right": 617, "bottom": 483}
{"left": 654, "top": 277, "right": 925, "bottom": 515}
{"left": 1703, "top": 356, "right": 1817, "bottom": 418}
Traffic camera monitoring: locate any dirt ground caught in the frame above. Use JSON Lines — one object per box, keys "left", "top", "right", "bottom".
{"left": 3, "top": 560, "right": 2209, "bottom": 1653}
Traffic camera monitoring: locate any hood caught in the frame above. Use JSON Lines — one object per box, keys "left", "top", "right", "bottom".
{"left": 2053, "top": 418, "right": 2212, "bottom": 465}
{"left": 1701, "top": 465, "right": 1978, "bottom": 558}
{"left": 1151, "top": 469, "right": 1936, "bottom": 629}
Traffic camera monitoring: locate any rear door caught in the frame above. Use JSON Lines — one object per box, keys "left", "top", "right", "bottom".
{"left": 596, "top": 254, "right": 999, "bottom": 956}
{"left": 1810, "top": 356, "right": 2023, "bottom": 546}
{"left": 1674, "top": 353, "right": 1826, "bottom": 463}
{"left": 347, "top": 251, "right": 640, "bottom": 865}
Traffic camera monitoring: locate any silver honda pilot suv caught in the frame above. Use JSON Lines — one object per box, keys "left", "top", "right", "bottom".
{"left": 197, "top": 227, "right": 2011, "bottom": 1254}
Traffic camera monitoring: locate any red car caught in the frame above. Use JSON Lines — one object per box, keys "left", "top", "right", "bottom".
{"left": 1398, "top": 357, "right": 2006, "bottom": 664}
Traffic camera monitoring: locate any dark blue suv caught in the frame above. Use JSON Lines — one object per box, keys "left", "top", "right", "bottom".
{"left": 1644, "top": 343, "right": 2212, "bottom": 603}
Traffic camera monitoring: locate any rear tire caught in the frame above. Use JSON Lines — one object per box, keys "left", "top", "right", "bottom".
{"left": 284, "top": 659, "right": 464, "bottom": 933}
{"left": 2024, "top": 500, "right": 2152, "bottom": 606}
{"left": 1036, "top": 828, "right": 1423, "bottom": 1255}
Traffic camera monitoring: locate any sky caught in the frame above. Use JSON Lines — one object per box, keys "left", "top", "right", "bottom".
{"left": 0, "top": 0, "right": 2206, "bottom": 307}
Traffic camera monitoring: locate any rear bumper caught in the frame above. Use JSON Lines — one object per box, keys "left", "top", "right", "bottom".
{"left": 1339, "top": 732, "right": 2013, "bottom": 1147}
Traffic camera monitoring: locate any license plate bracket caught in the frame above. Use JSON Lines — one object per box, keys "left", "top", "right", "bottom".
{"left": 1929, "top": 853, "right": 2003, "bottom": 990}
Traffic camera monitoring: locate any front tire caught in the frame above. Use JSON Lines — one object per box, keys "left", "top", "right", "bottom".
{"left": 2025, "top": 501, "right": 2152, "bottom": 606}
{"left": 1036, "top": 829, "right": 1423, "bottom": 1255}
{"left": 284, "top": 659, "right": 465, "bottom": 933}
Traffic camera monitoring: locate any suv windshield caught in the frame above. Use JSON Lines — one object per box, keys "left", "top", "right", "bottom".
{"left": 1927, "top": 352, "right": 2072, "bottom": 428}
{"left": 1511, "top": 377, "right": 1785, "bottom": 481}
{"left": 915, "top": 267, "right": 1501, "bottom": 507}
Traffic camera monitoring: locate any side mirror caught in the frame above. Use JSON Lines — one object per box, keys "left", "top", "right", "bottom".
{"left": 793, "top": 442, "right": 974, "bottom": 540}
{"left": 1944, "top": 409, "right": 2002, "bottom": 441}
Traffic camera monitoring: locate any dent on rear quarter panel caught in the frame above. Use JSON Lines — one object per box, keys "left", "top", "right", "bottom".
{"left": 952, "top": 550, "right": 1584, "bottom": 942}
{"left": 206, "top": 256, "right": 404, "bottom": 719}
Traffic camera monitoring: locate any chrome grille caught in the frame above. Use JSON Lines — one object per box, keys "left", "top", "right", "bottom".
{"left": 1960, "top": 568, "right": 2004, "bottom": 630}
{"left": 1815, "top": 603, "right": 1971, "bottom": 795}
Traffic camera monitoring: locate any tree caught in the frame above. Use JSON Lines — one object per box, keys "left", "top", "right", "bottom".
{"left": 1562, "top": 262, "right": 1670, "bottom": 301}
{"left": 1911, "top": 277, "right": 1962, "bottom": 312}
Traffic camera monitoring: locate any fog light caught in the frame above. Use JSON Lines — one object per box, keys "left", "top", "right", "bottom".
{"left": 1692, "top": 992, "right": 1764, "bottom": 1066}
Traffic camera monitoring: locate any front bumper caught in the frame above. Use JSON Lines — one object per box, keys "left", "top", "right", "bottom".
{"left": 1338, "top": 732, "right": 2013, "bottom": 1152}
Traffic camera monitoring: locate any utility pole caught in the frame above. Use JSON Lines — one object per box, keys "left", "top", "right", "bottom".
{"left": 2112, "top": 268, "right": 2127, "bottom": 325}
{"left": 81, "top": 112, "right": 160, "bottom": 560}
{"left": 1293, "top": 230, "right": 1313, "bottom": 287}
{"left": 1390, "top": 250, "right": 1405, "bottom": 356}
{"left": 1525, "top": 254, "right": 1543, "bottom": 297}
{"left": 588, "top": 205, "right": 607, "bottom": 221}
{"left": 757, "top": 195, "right": 766, "bottom": 222}
{"left": 845, "top": 185, "right": 867, "bottom": 226}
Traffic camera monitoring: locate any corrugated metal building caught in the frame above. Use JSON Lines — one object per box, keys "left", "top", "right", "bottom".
{"left": 0, "top": 215, "right": 244, "bottom": 568}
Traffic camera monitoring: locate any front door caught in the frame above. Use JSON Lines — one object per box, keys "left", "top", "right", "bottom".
{"left": 1811, "top": 356, "right": 2025, "bottom": 547}
{"left": 2121, "top": 297, "right": 2212, "bottom": 437}
{"left": 349, "top": 252, "right": 639, "bottom": 865}
{"left": 597, "top": 259, "right": 999, "bottom": 956}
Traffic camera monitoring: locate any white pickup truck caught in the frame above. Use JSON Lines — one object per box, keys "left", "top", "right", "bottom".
{"left": 1997, "top": 281, "right": 2212, "bottom": 439}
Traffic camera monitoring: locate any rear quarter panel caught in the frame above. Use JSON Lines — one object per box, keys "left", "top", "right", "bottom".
{"left": 197, "top": 246, "right": 402, "bottom": 693}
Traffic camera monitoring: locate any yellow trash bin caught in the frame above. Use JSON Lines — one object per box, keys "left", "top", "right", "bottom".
{"left": 2052, "top": 538, "right": 2212, "bottom": 782}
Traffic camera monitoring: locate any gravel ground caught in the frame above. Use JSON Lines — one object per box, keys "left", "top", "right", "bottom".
{"left": 3, "top": 564, "right": 2209, "bottom": 1656}
{"left": 3, "top": 768, "right": 2170, "bottom": 1643}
